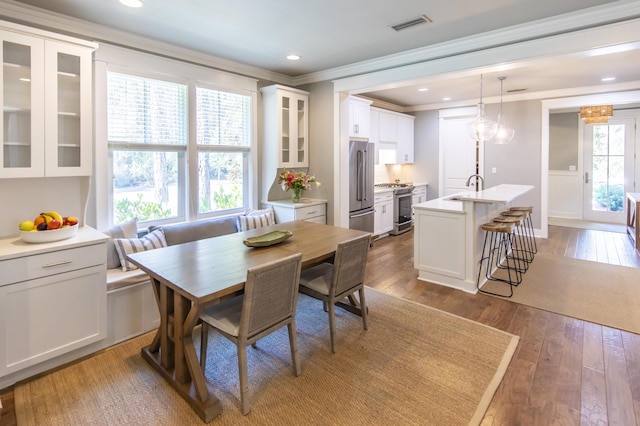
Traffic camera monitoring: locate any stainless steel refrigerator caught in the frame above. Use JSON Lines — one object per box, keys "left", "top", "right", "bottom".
{"left": 349, "top": 140, "right": 375, "bottom": 232}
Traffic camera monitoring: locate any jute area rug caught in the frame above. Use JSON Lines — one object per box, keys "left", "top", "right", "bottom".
{"left": 484, "top": 252, "right": 640, "bottom": 334}
{"left": 15, "top": 288, "right": 518, "bottom": 425}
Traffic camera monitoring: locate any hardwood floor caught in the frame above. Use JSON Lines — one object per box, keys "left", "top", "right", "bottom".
{"left": 2, "top": 224, "right": 639, "bottom": 425}
{"left": 365, "top": 225, "right": 640, "bottom": 425}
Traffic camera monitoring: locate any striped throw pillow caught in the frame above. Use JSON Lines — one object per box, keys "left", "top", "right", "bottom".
{"left": 237, "top": 213, "right": 272, "bottom": 231}
{"left": 113, "top": 228, "right": 167, "bottom": 272}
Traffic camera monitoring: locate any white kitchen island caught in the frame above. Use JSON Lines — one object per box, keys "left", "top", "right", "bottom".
{"left": 413, "top": 184, "right": 534, "bottom": 293}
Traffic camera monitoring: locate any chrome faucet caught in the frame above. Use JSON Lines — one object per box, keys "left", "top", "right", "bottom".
{"left": 465, "top": 174, "right": 484, "bottom": 192}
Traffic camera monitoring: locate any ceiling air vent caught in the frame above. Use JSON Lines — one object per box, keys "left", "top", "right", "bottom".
{"left": 507, "top": 88, "right": 527, "bottom": 93}
{"left": 391, "top": 14, "right": 432, "bottom": 31}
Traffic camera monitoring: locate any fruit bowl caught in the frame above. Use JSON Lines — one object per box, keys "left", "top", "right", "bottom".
{"left": 20, "top": 224, "right": 79, "bottom": 244}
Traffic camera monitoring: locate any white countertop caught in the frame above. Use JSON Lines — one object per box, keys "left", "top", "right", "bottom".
{"left": 263, "top": 198, "right": 327, "bottom": 208}
{"left": 0, "top": 226, "right": 109, "bottom": 261}
{"left": 413, "top": 184, "right": 533, "bottom": 213}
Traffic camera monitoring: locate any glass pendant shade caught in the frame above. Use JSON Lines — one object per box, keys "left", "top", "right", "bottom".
{"left": 493, "top": 113, "right": 515, "bottom": 144}
{"left": 491, "top": 76, "right": 515, "bottom": 144}
{"left": 466, "top": 102, "right": 498, "bottom": 141}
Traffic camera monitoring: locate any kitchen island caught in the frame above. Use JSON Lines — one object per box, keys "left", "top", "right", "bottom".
{"left": 413, "top": 184, "right": 534, "bottom": 293}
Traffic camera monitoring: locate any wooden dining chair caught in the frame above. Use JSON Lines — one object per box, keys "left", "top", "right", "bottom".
{"left": 298, "top": 233, "right": 371, "bottom": 353}
{"left": 199, "top": 252, "right": 303, "bottom": 415}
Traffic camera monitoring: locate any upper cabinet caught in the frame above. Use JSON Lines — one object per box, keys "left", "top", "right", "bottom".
{"left": 348, "top": 96, "right": 371, "bottom": 139}
{"left": 372, "top": 107, "right": 415, "bottom": 164}
{"left": 0, "top": 22, "right": 96, "bottom": 178}
{"left": 261, "top": 84, "right": 309, "bottom": 169}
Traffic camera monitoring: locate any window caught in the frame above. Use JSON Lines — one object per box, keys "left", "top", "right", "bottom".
{"left": 107, "top": 72, "right": 251, "bottom": 226}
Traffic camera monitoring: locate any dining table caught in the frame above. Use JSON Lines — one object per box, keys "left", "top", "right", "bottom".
{"left": 126, "top": 220, "right": 370, "bottom": 422}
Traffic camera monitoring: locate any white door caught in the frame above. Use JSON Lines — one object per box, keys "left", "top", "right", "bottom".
{"left": 440, "top": 115, "right": 481, "bottom": 196}
{"left": 583, "top": 118, "right": 635, "bottom": 223}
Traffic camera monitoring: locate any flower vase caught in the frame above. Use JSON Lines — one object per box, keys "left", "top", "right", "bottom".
{"left": 292, "top": 188, "right": 303, "bottom": 203}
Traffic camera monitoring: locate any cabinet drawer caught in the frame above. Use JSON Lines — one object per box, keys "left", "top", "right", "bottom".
{"left": 0, "top": 243, "right": 105, "bottom": 286}
{"left": 294, "top": 204, "right": 326, "bottom": 220}
{"left": 375, "top": 193, "right": 393, "bottom": 204}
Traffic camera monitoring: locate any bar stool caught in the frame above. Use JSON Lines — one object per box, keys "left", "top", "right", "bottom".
{"left": 476, "top": 221, "right": 521, "bottom": 298}
{"left": 491, "top": 215, "right": 529, "bottom": 274}
{"left": 509, "top": 206, "right": 537, "bottom": 254}
{"left": 501, "top": 210, "right": 535, "bottom": 263}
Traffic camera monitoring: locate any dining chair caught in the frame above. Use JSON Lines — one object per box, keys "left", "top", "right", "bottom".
{"left": 298, "top": 233, "right": 371, "bottom": 353}
{"left": 199, "top": 252, "right": 303, "bottom": 415}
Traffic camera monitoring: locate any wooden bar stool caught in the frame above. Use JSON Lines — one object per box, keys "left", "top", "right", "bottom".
{"left": 491, "top": 215, "right": 529, "bottom": 274}
{"left": 509, "top": 206, "right": 537, "bottom": 254}
{"left": 501, "top": 210, "right": 535, "bottom": 263}
{"left": 476, "top": 221, "right": 521, "bottom": 298}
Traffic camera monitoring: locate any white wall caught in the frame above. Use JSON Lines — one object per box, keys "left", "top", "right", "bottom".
{"left": 413, "top": 110, "right": 440, "bottom": 199}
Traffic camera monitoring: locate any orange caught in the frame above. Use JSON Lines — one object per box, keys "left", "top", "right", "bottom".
{"left": 33, "top": 215, "right": 46, "bottom": 227}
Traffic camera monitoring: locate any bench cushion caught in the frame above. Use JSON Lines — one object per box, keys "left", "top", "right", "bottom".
{"left": 156, "top": 216, "right": 239, "bottom": 246}
{"left": 106, "top": 268, "right": 149, "bottom": 292}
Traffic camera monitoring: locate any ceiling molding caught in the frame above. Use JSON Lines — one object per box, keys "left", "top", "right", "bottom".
{"left": 0, "top": 0, "right": 294, "bottom": 85}
{"left": 294, "top": 0, "right": 640, "bottom": 87}
{"left": 404, "top": 80, "right": 640, "bottom": 113}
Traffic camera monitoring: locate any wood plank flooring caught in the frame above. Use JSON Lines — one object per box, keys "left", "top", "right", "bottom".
{"left": 2, "top": 225, "right": 639, "bottom": 425}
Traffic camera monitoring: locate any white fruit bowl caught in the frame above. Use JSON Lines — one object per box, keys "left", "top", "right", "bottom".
{"left": 20, "top": 224, "right": 79, "bottom": 244}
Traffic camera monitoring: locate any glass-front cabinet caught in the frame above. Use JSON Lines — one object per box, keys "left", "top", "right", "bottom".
{"left": 277, "top": 89, "right": 308, "bottom": 168}
{"left": 0, "top": 23, "right": 95, "bottom": 178}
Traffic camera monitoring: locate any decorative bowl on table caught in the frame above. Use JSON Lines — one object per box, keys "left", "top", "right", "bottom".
{"left": 20, "top": 224, "right": 79, "bottom": 244}
{"left": 243, "top": 230, "right": 293, "bottom": 247}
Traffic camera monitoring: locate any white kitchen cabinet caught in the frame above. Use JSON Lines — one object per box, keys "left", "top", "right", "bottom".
{"left": 0, "top": 227, "right": 108, "bottom": 381}
{"left": 348, "top": 96, "right": 372, "bottom": 139}
{"left": 412, "top": 184, "right": 428, "bottom": 205}
{"left": 370, "top": 108, "right": 379, "bottom": 164}
{"left": 261, "top": 84, "right": 309, "bottom": 169}
{"left": 263, "top": 198, "right": 327, "bottom": 224}
{"left": 378, "top": 110, "right": 397, "bottom": 142}
{"left": 397, "top": 114, "right": 415, "bottom": 164}
{"left": 0, "top": 21, "right": 96, "bottom": 178}
{"left": 374, "top": 191, "right": 393, "bottom": 236}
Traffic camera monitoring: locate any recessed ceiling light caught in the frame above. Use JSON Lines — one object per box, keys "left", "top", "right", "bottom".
{"left": 119, "top": 0, "right": 143, "bottom": 8}
{"left": 442, "top": 97, "right": 451, "bottom": 101}
{"left": 602, "top": 77, "right": 616, "bottom": 82}
{"left": 286, "top": 54, "right": 300, "bottom": 61}
{"left": 418, "top": 88, "right": 428, "bottom": 92}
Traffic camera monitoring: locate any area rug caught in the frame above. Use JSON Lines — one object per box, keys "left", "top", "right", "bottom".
{"left": 485, "top": 252, "right": 640, "bottom": 334}
{"left": 15, "top": 288, "right": 518, "bottom": 426}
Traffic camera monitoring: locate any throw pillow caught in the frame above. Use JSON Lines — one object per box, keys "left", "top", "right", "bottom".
{"left": 101, "top": 217, "right": 138, "bottom": 269}
{"left": 113, "top": 228, "right": 167, "bottom": 272}
{"left": 245, "top": 207, "right": 276, "bottom": 223}
{"left": 237, "top": 213, "right": 272, "bottom": 231}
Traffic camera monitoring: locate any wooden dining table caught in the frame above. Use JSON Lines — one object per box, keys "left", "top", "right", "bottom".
{"left": 126, "top": 220, "right": 370, "bottom": 422}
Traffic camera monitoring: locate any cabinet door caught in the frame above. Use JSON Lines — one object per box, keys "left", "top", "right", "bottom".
{"left": 381, "top": 200, "right": 394, "bottom": 233}
{"left": 349, "top": 99, "right": 370, "bottom": 139}
{"left": 397, "top": 115, "right": 414, "bottom": 164}
{"left": 379, "top": 111, "right": 397, "bottom": 142}
{"left": 278, "top": 90, "right": 308, "bottom": 168}
{"left": 44, "top": 41, "right": 93, "bottom": 176}
{"left": 370, "top": 109, "right": 379, "bottom": 164}
{"left": 0, "top": 31, "right": 45, "bottom": 178}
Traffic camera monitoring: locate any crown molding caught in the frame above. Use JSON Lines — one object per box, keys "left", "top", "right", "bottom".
{"left": 0, "top": 0, "right": 294, "bottom": 85}
{"left": 295, "top": 0, "right": 640, "bottom": 87}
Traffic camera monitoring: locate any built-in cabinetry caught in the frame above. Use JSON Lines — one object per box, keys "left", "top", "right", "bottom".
{"left": 263, "top": 198, "right": 327, "bottom": 224}
{"left": 372, "top": 107, "right": 415, "bottom": 164}
{"left": 374, "top": 190, "right": 394, "bottom": 236}
{"left": 0, "top": 227, "right": 108, "bottom": 386}
{"left": 261, "top": 84, "right": 309, "bottom": 169}
{"left": 348, "top": 96, "right": 372, "bottom": 139}
{"left": 0, "top": 21, "right": 96, "bottom": 178}
{"left": 412, "top": 184, "right": 428, "bottom": 205}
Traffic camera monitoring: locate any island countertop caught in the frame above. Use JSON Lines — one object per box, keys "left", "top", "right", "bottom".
{"left": 414, "top": 184, "right": 534, "bottom": 213}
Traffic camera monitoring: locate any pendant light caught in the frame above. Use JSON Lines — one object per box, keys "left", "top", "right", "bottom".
{"left": 466, "top": 74, "right": 498, "bottom": 142}
{"left": 492, "top": 76, "right": 515, "bottom": 144}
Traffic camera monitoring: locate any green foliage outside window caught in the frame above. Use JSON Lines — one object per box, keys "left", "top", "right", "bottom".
{"left": 594, "top": 183, "right": 624, "bottom": 212}
{"left": 115, "top": 194, "right": 173, "bottom": 223}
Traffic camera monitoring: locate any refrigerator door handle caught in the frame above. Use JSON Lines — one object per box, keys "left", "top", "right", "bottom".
{"left": 356, "top": 149, "right": 363, "bottom": 201}
{"left": 362, "top": 148, "right": 368, "bottom": 201}
{"left": 350, "top": 210, "right": 374, "bottom": 218}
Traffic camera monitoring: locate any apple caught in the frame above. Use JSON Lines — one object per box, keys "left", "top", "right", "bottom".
{"left": 47, "top": 220, "right": 61, "bottom": 230}
{"left": 66, "top": 216, "right": 79, "bottom": 226}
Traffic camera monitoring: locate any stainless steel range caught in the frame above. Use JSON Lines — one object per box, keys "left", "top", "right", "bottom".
{"left": 375, "top": 183, "right": 415, "bottom": 235}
